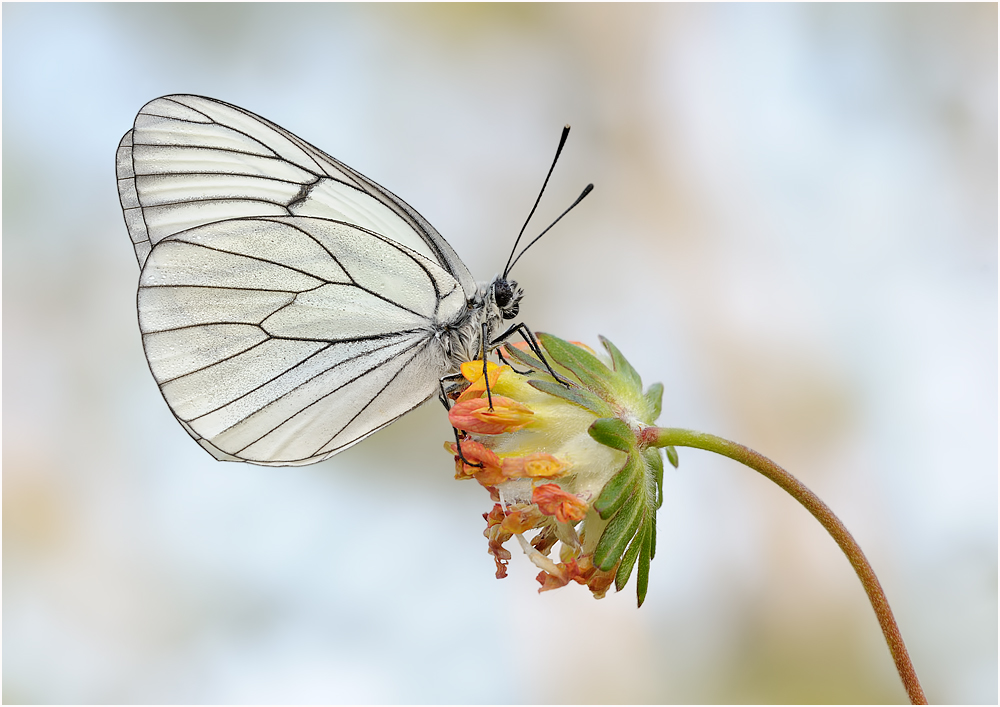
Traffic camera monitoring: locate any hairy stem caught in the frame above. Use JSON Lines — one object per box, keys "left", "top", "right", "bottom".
{"left": 644, "top": 427, "right": 927, "bottom": 705}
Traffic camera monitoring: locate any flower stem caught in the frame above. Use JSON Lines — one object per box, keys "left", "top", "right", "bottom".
{"left": 644, "top": 427, "right": 927, "bottom": 705}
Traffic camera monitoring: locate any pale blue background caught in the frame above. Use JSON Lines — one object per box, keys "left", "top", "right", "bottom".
{"left": 4, "top": 4, "right": 996, "bottom": 703}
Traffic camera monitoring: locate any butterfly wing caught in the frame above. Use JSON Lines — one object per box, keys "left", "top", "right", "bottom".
{"left": 138, "top": 216, "right": 467, "bottom": 466}
{"left": 117, "top": 95, "right": 476, "bottom": 465}
{"left": 116, "top": 94, "right": 476, "bottom": 294}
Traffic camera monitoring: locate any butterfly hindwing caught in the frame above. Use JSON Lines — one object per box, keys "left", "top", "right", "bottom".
{"left": 137, "top": 215, "right": 465, "bottom": 466}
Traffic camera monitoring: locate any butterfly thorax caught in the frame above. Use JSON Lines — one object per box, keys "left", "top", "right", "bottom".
{"left": 437, "top": 275, "right": 523, "bottom": 369}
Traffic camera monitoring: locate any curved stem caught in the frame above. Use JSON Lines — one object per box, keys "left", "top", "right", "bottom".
{"left": 645, "top": 427, "right": 927, "bottom": 705}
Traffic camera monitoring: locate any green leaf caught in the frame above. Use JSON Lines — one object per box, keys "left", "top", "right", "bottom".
{"left": 588, "top": 417, "right": 635, "bottom": 452}
{"left": 636, "top": 521, "right": 652, "bottom": 607}
{"left": 536, "top": 333, "right": 617, "bottom": 401}
{"left": 594, "top": 454, "right": 641, "bottom": 519}
{"left": 501, "top": 343, "right": 546, "bottom": 372}
{"left": 594, "top": 493, "right": 644, "bottom": 571}
{"left": 528, "top": 379, "right": 611, "bottom": 417}
{"left": 643, "top": 382, "right": 664, "bottom": 421}
{"left": 614, "top": 523, "right": 644, "bottom": 592}
{"left": 644, "top": 448, "right": 664, "bottom": 510}
{"left": 665, "top": 445, "right": 679, "bottom": 469}
{"left": 599, "top": 336, "right": 642, "bottom": 391}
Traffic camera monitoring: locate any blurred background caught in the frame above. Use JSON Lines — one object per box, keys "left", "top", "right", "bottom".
{"left": 4, "top": 4, "right": 996, "bottom": 703}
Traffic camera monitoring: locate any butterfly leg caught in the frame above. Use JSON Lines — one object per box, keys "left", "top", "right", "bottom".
{"left": 451, "top": 429, "right": 484, "bottom": 468}
{"left": 440, "top": 374, "right": 484, "bottom": 468}
{"left": 489, "top": 322, "right": 572, "bottom": 387}
{"left": 495, "top": 347, "right": 531, "bottom": 375}
{"left": 438, "top": 373, "right": 467, "bottom": 410}
{"left": 480, "top": 322, "right": 495, "bottom": 411}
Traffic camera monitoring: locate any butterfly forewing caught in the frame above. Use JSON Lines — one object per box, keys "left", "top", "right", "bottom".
{"left": 121, "top": 95, "right": 477, "bottom": 466}
{"left": 117, "top": 94, "right": 475, "bottom": 295}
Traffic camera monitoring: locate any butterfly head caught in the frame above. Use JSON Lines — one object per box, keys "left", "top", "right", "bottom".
{"left": 491, "top": 277, "right": 523, "bottom": 321}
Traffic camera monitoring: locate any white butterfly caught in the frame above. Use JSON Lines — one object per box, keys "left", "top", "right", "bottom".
{"left": 117, "top": 95, "right": 579, "bottom": 467}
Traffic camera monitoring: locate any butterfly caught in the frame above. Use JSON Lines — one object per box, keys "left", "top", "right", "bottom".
{"left": 117, "top": 95, "right": 587, "bottom": 467}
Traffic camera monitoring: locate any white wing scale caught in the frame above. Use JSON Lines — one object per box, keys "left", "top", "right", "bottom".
{"left": 120, "top": 95, "right": 479, "bottom": 466}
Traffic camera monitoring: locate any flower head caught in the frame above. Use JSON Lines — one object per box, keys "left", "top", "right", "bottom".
{"left": 445, "top": 334, "right": 672, "bottom": 606}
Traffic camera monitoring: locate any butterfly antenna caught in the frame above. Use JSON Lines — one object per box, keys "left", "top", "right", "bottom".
{"left": 504, "top": 183, "right": 594, "bottom": 275}
{"left": 502, "top": 125, "right": 571, "bottom": 279}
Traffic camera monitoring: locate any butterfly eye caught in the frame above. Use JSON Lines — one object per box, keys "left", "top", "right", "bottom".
{"left": 493, "top": 279, "right": 514, "bottom": 308}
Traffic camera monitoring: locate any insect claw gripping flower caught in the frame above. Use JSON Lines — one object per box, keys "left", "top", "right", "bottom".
{"left": 446, "top": 334, "right": 676, "bottom": 606}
